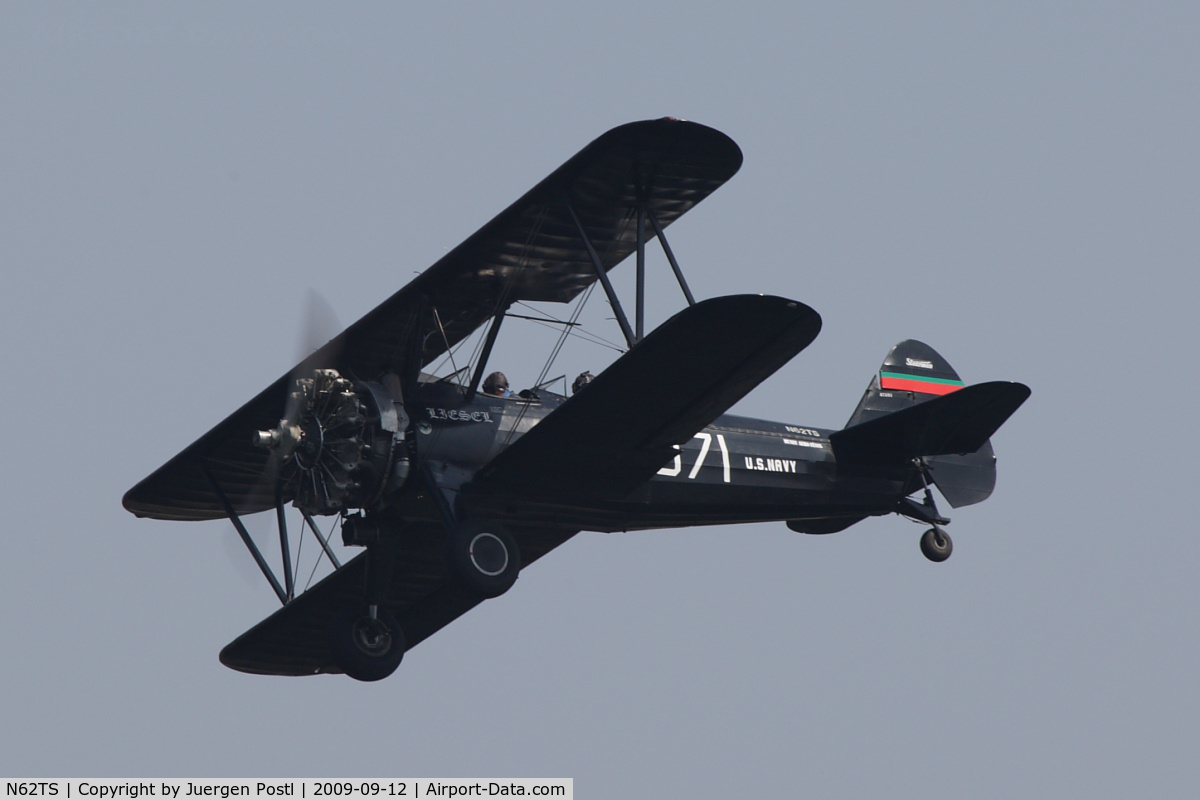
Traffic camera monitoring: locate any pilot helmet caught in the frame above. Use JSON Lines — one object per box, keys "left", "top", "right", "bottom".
{"left": 572, "top": 371, "right": 595, "bottom": 394}
{"left": 483, "top": 371, "right": 509, "bottom": 395}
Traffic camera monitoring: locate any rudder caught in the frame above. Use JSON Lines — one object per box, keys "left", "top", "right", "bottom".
{"left": 841, "top": 340, "right": 1024, "bottom": 508}
{"left": 846, "top": 339, "right": 965, "bottom": 427}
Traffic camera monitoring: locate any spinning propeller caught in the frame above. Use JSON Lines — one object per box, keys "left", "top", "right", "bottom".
{"left": 248, "top": 291, "right": 410, "bottom": 518}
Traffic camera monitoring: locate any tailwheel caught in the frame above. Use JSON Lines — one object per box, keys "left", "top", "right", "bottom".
{"left": 329, "top": 605, "right": 405, "bottom": 681}
{"left": 449, "top": 520, "right": 520, "bottom": 598}
{"left": 920, "top": 527, "right": 953, "bottom": 563}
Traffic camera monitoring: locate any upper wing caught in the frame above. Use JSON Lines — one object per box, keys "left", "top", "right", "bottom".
{"left": 463, "top": 295, "right": 822, "bottom": 506}
{"left": 123, "top": 119, "right": 743, "bottom": 521}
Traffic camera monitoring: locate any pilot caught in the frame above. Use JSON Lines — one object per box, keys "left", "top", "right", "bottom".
{"left": 482, "top": 371, "right": 513, "bottom": 397}
{"left": 572, "top": 371, "right": 595, "bottom": 394}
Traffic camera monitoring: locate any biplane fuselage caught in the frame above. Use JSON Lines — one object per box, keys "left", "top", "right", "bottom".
{"left": 123, "top": 118, "right": 1028, "bottom": 680}
{"left": 415, "top": 383, "right": 893, "bottom": 533}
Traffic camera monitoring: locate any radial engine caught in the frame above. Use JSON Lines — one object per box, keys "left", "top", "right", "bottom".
{"left": 252, "top": 369, "right": 410, "bottom": 516}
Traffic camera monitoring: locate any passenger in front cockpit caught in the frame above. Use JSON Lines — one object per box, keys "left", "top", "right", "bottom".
{"left": 572, "top": 371, "right": 595, "bottom": 394}
{"left": 482, "top": 371, "right": 514, "bottom": 397}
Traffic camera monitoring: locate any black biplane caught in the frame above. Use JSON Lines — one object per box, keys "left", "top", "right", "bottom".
{"left": 124, "top": 119, "right": 1030, "bottom": 681}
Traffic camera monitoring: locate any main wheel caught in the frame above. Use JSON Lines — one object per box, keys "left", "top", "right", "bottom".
{"left": 328, "top": 605, "right": 405, "bottom": 681}
{"left": 920, "top": 527, "right": 953, "bottom": 563}
{"left": 450, "top": 520, "right": 520, "bottom": 598}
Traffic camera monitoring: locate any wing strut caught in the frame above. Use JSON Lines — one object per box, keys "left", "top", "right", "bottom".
{"left": 636, "top": 205, "right": 646, "bottom": 341}
{"left": 274, "top": 486, "right": 294, "bottom": 601}
{"left": 566, "top": 198, "right": 637, "bottom": 348}
{"left": 465, "top": 298, "right": 510, "bottom": 402}
{"left": 204, "top": 467, "right": 347, "bottom": 605}
{"left": 567, "top": 197, "right": 703, "bottom": 349}
{"left": 645, "top": 206, "right": 696, "bottom": 306}
{"left": 204, "top": 466, "right": 288, "bottom": 605}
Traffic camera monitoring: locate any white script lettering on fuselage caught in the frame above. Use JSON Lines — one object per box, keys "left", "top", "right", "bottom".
{"left": 425, "top": 407, "right": 492, "bottom": 423}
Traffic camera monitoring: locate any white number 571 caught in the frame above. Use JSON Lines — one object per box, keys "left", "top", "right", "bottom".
{"left": 656, "top": 432, "right": 731, "bottom": 483}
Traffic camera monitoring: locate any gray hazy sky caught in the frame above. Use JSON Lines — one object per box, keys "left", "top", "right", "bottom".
{"left": 2, "top": 3, "right": 1198, "bottom": 796}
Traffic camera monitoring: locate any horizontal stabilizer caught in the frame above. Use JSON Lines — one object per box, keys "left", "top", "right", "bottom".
{"left": 466, "top": 295, "right": 821, "bottom": 503}
{"left": 830, "top": 381, "right": 1030, "bottom": 467}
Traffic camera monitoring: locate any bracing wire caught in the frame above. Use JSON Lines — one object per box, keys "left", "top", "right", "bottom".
{"left": 429, "top": 206, "right": 549, "bottom": 383}
{"left": 292, "top": 512, "right": 304, "bottom": 586}
{"left": 302, "top": 515, "right": 338, "bottom": 593}
{"left": 534, "top": 283, "right": 596, "bottom": 389}
{"left": 512, "top": 300, "right": 627, "bottom": 354}
{"left": 501, "top": 283, "right": 597, "bottom": 448}
{"left": 431, "top": 308, "right": 458, "bottom": 378}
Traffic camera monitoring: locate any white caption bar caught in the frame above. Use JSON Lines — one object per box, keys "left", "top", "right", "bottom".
{"left": 3, "top": 781, "right": 572, "bottom": 800}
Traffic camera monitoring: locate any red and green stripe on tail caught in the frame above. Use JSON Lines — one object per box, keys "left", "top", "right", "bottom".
{"left": 879, "top": 370, "right": 964, "bottom": 396}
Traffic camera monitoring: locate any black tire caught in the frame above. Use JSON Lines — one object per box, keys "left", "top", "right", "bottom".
{"left": 450, "top": 520, "right": 520, "bottom": 598}
{"left": 328, "top": 605, "right": 405, "bottom": 682}
{"left": 920, "top": 527, "right": 953, "bottom": 563}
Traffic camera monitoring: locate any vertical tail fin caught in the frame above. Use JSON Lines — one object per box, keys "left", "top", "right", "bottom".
{"left": 843, "top": 340, "right": 1014, "bottom": 508}
{"left": 846, "top": 339, "right": 965, "bottom": 428}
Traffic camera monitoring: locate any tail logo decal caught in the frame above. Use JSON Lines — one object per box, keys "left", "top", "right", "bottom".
{"left": 879, "top": 371, "right": 964, "bottom": 396}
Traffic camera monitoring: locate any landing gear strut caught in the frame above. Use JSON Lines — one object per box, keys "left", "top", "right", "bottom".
{"left": 328, "top": 534, "right": 406, "bottom": 681}
{"left": 904, "top": 459, "right": 955, "bottom": 563}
